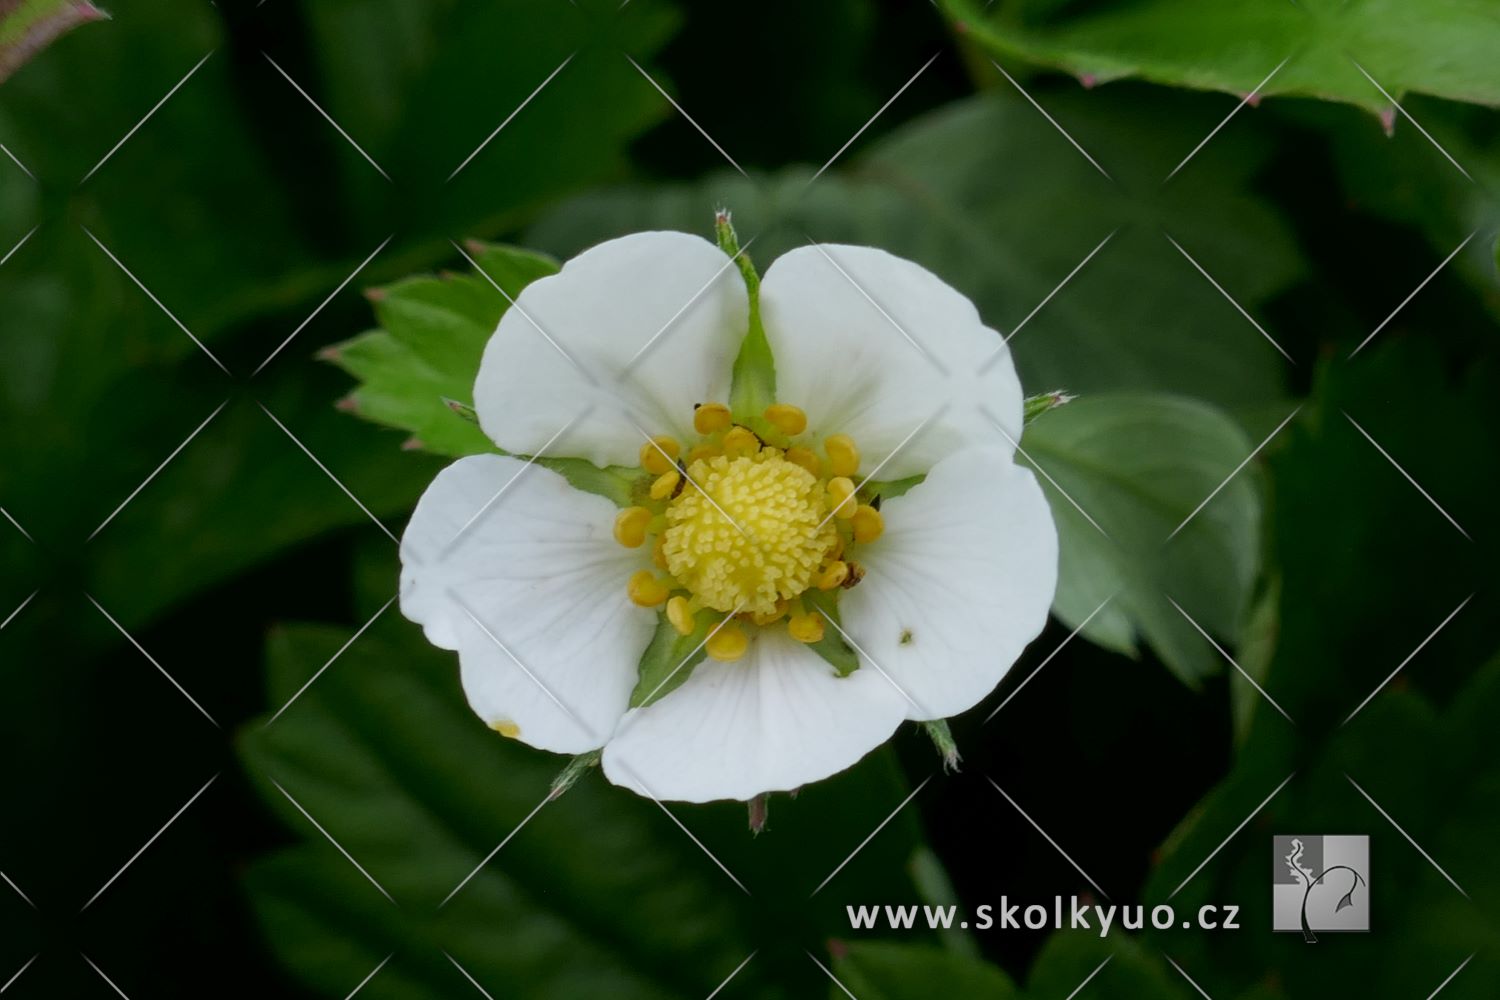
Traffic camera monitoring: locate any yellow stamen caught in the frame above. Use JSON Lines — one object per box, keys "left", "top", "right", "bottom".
{"left": 705, "top": 622, "right": 749, "bottom": 661}
{"left": 666, "top": 595, "right": 696, "bottom": 636}
{"left": 490, "top": 719, "right": 521, "bottom": 738}
{"left": 627, "top": 570, "right": 670, "bottom": 607}
{"left": 687, "top": 444, "right": 718, "bottom": 466}
{"left": 649, "top": 469, "right": 681, "bottom": 501}
{"left": 693, "top": 402, "right": 733, "bottom": 435}
{"left": 825, "top": 434, "right": 860, "bottom": 478}
{"left": 613, "top": 506, "right": 652, "bottom": 548}
{"left": 827, "top": 477, "right": 857, "bottom": 519}
{"left": 640, "top": 436, "right": 680, "bottom": 475}
{"left": 787, "top": 612, "right": 825, "bottom": 644}
{"left": 764, "top": 403, "right": 808, "bottom": 436}
{"left": 722, "top": 426, "right": 760, "bottom": 457}
{"left": 851, "top": 504, "right": 884, "bottom": 544}
{"left": 651, "top": 534, "right": 669, "bottom": 570}
{"left": 817, "top": 560, "right": 849, "bottom": 590}
{"left": 784, "top": 445, "right": 821, "bottom": 477}
{"left": 750, "top": 600, "right": 789, "bottom": 626}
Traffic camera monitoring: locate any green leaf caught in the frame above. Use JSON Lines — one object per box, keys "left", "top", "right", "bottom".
{"left": 943, "top": 0, "right": 1500, "bottom": 113}
{"left": 1025, "top": 931, "right": 1193, "bottom": 999}
{"left": 828, "top": 941, "right": 1022, "bottom": 1000}
{"left": 0, "top": 0, "right": 105, "bottom": 83}
{"left": 1020, "top": 393, "right": 1263, "bottom": 687}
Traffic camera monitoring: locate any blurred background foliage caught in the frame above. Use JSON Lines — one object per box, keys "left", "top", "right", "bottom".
{"left": 1, "top": 0, "right": 1498, "bottom": 996}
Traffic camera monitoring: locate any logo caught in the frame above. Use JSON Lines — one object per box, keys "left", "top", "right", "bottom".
{"left": 1272, "top": 835, "right": 1369, "bottom": 941}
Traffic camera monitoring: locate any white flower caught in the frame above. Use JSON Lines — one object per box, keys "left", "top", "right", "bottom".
{"left": 399, "top": 230, "right": 1058, "bottom": 803}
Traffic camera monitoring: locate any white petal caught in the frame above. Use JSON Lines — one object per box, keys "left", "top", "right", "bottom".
{"left": 760, "top": 244, "right": 1023, "bottom": 480}
{"left": 474, "top": 232, "right": 749, "bottom": 468}
{"left": 399, "top": 455, "right": 656, "bottom": 753}
{"left": 602, "top": 629, "right": 908, "bottom": 803}
{"left": 840, "top": 448, "right": 1057, "bottom": 721}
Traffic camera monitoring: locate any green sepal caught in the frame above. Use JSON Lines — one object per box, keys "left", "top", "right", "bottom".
{"left": 802, "top": 589, "right": 859, "bottom": 677}
{"left": 921, "top": 719, "right": 962, "bottom": 773}
{"left": 863, "top": 475, "right": 925, "bottom": 503}
{"left": 629, "top": 613, "right": 714, "bottom": 709}
{"left": 1, "top": 0, "right": 106, "bottom": 83}
{"left": 718, "top": 211, "right": 776, "bottom": 423}
{"left": 1023, "top": 390, "right": 1074, "bottom": 424}
{"left": 548, "top": 749, "right": 601, "bottom": 801}
{"left": 532, "top": 459, "right": 640, "bottom": 509}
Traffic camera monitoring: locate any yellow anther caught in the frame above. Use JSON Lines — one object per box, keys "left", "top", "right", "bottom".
{"left": 851, "top": 504, "right": 884, "bottom": 544}
{"left": 825, "top": 434, "right": 860, "bottom": 478}
{"left": 827, "top": 477, "right": 857, "bottom": 519}
{"left": 787, "top": 612, "right": 825, "bottom": 644}
{"left": 764, "top": 403, "right": 808, "bottom": 436}
{"left": 705, "top": 622, "right": 749, "bottom": 662}
{"left": 627, "top": 570, "right": 670, "bottom": 607}
{"left": 490, "top": 719, "right": 521, "bottom": 738}
{"left": 817, "top": 560, "right": 850, "bottom": 590}
{"left": 784, "top": 445, "right": 821, "bottom": 477}
{"left": 666, "top": 595, "right": 696, "bottom": 636}
{"left": 649, "top": 469, "right": 682, "bottom": 501}
{"left": 613, "top": 506, "right": 653, "bottom": 548}
{"left": 750, "top": 601, "right": 789, "bottom": 626}
{"left": 693, "top": 402, "right": 733, "bottom": 435}
{"left": 722, "top": 426, "right": 760, "bottom": 457}
{"left": 640, "top": 436, "right": 680, "bottom": 475}
{"left": 652, "top": 534, "right": 669, "bottom": 570}
{"left": 687, "top": 444, "right": 718, "bottom": 466}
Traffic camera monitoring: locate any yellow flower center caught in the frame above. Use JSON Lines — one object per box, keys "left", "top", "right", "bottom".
{"left": 662, "top": 450, "right": 837, "bottom": 615}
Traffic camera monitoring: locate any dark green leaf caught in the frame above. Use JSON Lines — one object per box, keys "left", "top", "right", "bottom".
{"left": 0, "top": 0, "right": 105, "bottom": 82}
{"left": 829, "top": 941, "right": 1021, "bottom": 1000}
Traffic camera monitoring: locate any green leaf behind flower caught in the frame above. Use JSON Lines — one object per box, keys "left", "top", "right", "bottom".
{"left": 829, "top": 941, "right": 1022, "bottom": 1000}
{"left": 0, "top": 0, "right": 105, "bottom": 83}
